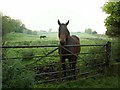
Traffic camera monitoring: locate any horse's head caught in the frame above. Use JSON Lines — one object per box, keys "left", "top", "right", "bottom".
{"left": 58, "top": 19, "right": 70, "bottom": 45}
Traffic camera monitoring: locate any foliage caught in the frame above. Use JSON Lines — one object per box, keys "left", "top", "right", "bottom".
{"left": 21, "top": 50, "right": 35, "bottom": 61}
{"left": 2, "top": 13, "right": 38, "bottom": 36}
{"left": 92, "top": 31, "right": 97, "bottom": 35}
{"left": 2, "top": 59, "right": 35, "bottom": 88}
{"left": 2, "top": 15, "right": 26, "bottom": 35}
{"left": 33, "top": 76, "right": 119, "bottom": 88}
{"left": 83, "top": 47, "right": 105, "bottom": 67}
{"left": 110, "top": 37, "right": 120, "bottom": 62}
{"left": 84, "top": 28, "right": 92, "bottom": 34}
{"left": 84, "top": 28, "right": 97, "bottom": 35}
{"left": 102, "top": 1, "right": 120, "bottom": 37}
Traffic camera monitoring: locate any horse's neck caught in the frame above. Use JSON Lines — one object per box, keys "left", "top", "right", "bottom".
{"left": 67, "top": 30, "right": 70, "bottom": 36}
{"left": 66, "top": 35, "right": 71, "bottom": 45}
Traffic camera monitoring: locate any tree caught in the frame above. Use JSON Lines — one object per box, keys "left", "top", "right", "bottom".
{"left": 2, "top": 15, "right": 25, "bottom": 35}
{"left": 26, "top": 29, "right": 31, "bottom": 34}
{"left": 32, "top": 31, "right": 37, "bottom": 35}
{"left": 49, "top": 28, "right": 52, "bottom": 32}
{"left": 92, "top": 31, "right": 97, "bottom": 35}
{"left": 13, "top": 20, "right": 23, "bottom": 33}
{"left": 2, "top": 13, "right": 37, "bottom": 35}
{"left": 102, "top": 1, "right": 120, "bottom": 37}
{"left": 2, "top": 16, "right": 13, "bottom": 35}
{"left": 84, "top": 28, "right": 92, "bottom": 34}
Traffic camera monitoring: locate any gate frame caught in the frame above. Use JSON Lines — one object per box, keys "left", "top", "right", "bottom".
{"left": 1, "top": 42, "right": 111, "bottom": 83}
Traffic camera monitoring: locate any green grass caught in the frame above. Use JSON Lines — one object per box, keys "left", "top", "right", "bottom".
{"left": 33, "top": 75, "right": 119, "bottom": 88}
{"left": 3, "top": 32, "right": 104, "bottom": 41}
{"left": 3, "top": 32, "right": 107, "bottom": 45}
{"left": 3, "top": 33, "right": 39, "bottom": 41}
{"left": 2, "top": 32, "right": 119, "bottom": 88}
{"left": 2, "top": 32, "right": 107, "bottom": 66}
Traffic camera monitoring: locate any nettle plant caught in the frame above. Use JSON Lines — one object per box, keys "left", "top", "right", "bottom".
{"left": 2, "top": 59, "right": 35, "bottom": 88}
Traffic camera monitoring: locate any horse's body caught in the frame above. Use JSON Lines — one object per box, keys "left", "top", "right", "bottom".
{"left": 40, "top": 35, "right": 46, "bottom": 39}
{"left": 58, "top": 20, "right": 80, "bottom": 79}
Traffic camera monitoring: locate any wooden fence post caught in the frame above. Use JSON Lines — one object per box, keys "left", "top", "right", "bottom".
{"left": 105, "top": 41, "right": 111, "bottom": 66}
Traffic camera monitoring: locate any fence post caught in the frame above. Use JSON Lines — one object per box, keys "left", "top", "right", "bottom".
{"left": 105, "top": 41, "right": 111, "bottom": 66}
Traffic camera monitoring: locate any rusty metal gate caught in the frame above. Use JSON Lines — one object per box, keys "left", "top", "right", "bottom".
{"left": 1, "top": 41, "right": 111, "bottom": 83}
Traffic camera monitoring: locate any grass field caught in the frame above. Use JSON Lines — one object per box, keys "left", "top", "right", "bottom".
{"left": 2, "top": 32, "right": 119, "bottom": 88}
{"left": 3, "top": 32, "right": 107, "bottom": 41}
{"left": 3, "top": 32, "right": 108, "bottom": 45}
{"left": 33, "top": 76, "right": 119, "bottom": 88}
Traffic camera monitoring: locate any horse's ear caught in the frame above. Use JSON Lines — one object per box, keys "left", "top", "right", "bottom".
{"left": 58, "top": 19, "right": 61, "bottom": 25}
{"left": 66, "top": 20, "right": 69, "bottom": 25}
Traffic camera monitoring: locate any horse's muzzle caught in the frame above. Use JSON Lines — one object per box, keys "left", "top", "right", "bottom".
{"left": 60, "top": 41, "right": 66, "bottom": 45}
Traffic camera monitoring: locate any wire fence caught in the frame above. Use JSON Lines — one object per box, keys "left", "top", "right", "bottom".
{"left": 1, "top": 41, "right": 111, "bottom": 83}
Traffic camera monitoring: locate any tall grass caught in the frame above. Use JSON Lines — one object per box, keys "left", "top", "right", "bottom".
{"left": 2, "top": 59, "right": 35, "bottom": 88}
{"left": 33, "top": 76, "right": 119, "bottom": 88}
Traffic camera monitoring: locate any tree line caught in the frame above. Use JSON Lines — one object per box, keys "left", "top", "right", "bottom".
{"left": 1, "top": 14, "right": 37, "bottom": 36}
{"left": 84, "top": 28, "right": 97, "bottom": 35}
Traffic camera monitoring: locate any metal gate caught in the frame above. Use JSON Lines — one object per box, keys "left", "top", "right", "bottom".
{"left": 1, "top": 41, "right": 111, "bottom": 83}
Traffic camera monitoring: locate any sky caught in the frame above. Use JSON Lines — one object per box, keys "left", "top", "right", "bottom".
{"left": 0, "top": 0, "right": 108, "bottom": 34}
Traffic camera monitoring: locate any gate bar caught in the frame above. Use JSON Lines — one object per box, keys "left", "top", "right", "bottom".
{"left": 1, "top": 44, "right": 106, "bottom": 48}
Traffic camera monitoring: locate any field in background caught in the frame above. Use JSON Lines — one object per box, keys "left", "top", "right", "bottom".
{"left": 2, "top": 32, "right": 108, "bottom": 66}
{"left": 2, "top": 32, "right": 119, "bottom": 88}
{"left": 3, "top": 32, "right": 108, "bottom": 45}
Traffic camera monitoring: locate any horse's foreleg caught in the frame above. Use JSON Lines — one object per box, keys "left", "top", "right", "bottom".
{"left": 61, "top": 57, "right": 66, "bottom": 77}
{"left": 68, "top": 58, "right": 72, "bottom": 73}
{"left": 71, "top": 57, "right": 77, "bottom": 79}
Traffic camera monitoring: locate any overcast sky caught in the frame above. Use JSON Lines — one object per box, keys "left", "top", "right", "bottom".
{"left": 0, "top": 0, "right": 108, "bottom": 34}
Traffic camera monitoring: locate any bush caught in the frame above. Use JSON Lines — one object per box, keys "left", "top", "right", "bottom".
{"left": 82, "top": 46, "right": 105, "bottom": 68}
{"left": 21, "top": 50, "right": 34, "bottom": 61}
{"left": 111, "top": 39, "right": 120, "bottom": 62}
{"left": 2, "top": 59, "right": 35, "bottom": 88}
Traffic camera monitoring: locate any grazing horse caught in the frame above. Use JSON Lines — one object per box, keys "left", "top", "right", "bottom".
{"left": 40, "top": 35, "right": 46, "bottom": 39}
{"left": 58, "top": 20, "right": 80, "bottom": 79}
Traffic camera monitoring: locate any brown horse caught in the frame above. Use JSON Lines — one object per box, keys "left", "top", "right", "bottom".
{"left": 40, "top": 35, "right": 46, "bottom": 39}
{"left": 58, "top": 20, "right": 80, "bottom": 79}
